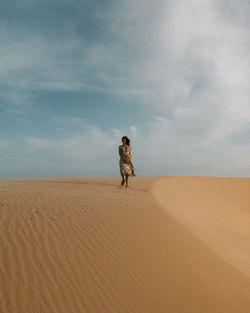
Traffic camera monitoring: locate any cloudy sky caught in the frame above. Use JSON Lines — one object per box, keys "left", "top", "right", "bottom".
{"left": 1, "top": 0, "right": 250, "bottom": 178}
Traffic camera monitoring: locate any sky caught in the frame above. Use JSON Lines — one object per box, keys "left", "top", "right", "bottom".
{"left": 0, "top": 0, "right": 250, "bottom": 178}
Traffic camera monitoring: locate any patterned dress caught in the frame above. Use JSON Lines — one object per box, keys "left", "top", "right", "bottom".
{"left": 119, "top": 144, "right": 136, "bottom": 177}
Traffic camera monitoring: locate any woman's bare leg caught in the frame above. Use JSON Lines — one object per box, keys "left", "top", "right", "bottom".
{"left": 121, "top": 174, "right": 125, "bottom": 185}
{"left": 125, "top": 174, "right": 129, "bottom": 187}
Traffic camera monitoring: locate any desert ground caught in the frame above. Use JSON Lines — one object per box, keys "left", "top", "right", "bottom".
{"left": 1, "top": 175, "right": 250, "bottom": 313}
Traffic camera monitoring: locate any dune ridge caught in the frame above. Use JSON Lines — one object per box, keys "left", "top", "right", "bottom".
{"left": 0, "top": 176, "right": 250, "bottom": 313}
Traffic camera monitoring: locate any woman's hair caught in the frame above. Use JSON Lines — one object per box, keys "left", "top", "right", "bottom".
{"left": 121, "top": 136, "right": 130, "bottom": 145}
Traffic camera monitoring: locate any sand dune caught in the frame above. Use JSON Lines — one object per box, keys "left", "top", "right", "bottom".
{"left": 152, "top": 176, "right": 250, "bottom": 277}
{"left": 0, "top": 176, "right": 250, "bottom": 313}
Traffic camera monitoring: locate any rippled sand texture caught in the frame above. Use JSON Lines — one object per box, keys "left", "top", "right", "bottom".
{"left": 1, "top": 176, "right": 250, "bottom": 313}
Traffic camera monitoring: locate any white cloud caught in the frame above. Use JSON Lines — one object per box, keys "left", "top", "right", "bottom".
{"left": 131, "top": 0, "right": 250, "bottom": 140}
{"left": 104, "top": 0, "right": 250, "bottom": 176}
{"left": 23, "top": 137, "right": 50, "bottom": 148}
{"left": 129, "top": 126, "right": 139, "bottom": 138}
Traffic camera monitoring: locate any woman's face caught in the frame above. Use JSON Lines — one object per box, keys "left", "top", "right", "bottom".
{"left": 122, "top": 138, "right": 127, "bottom": 144}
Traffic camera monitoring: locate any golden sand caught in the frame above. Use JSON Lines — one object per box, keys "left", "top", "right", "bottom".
{"left": 0, "top": 176, "right": 250, "bottom": 313}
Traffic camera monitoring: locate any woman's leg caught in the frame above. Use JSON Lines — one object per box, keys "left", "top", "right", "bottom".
{"left": 121, "top": 174, "right": 125, "bottom": 185}
{"left": 125, "top": 174, "right": 129, "bottom": 187}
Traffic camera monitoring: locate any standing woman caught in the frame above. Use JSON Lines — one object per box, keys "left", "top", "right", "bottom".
{"left": 119, "top": 136, "right": 136, "bottom": 187}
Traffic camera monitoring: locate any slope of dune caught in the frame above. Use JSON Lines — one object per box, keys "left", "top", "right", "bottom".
{"left": 151, "top": 176, "right": 250, "bottom": 277}
{"left": 0, "top": 176, "right": 250, "bottom": 313}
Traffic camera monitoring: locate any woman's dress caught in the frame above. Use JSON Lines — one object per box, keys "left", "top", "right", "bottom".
{"left": 119, "top": 145, "right": 136, "bottom": 177}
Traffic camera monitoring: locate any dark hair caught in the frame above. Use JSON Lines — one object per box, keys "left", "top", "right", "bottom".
{"left": 121, "top": 136, "right": 130, "bottom": 145}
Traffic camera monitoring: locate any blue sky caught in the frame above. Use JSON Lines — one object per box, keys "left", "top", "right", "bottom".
{"left": 1, "top": 0, "right": 250, "bottom": 178}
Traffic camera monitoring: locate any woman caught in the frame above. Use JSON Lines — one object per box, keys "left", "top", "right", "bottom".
{"left": 118, "top": 136, "right": 136, "bottom": 187}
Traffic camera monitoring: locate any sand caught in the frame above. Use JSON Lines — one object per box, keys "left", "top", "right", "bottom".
{"left": 0, "top": 175, "right": 250, "bottom": 313}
